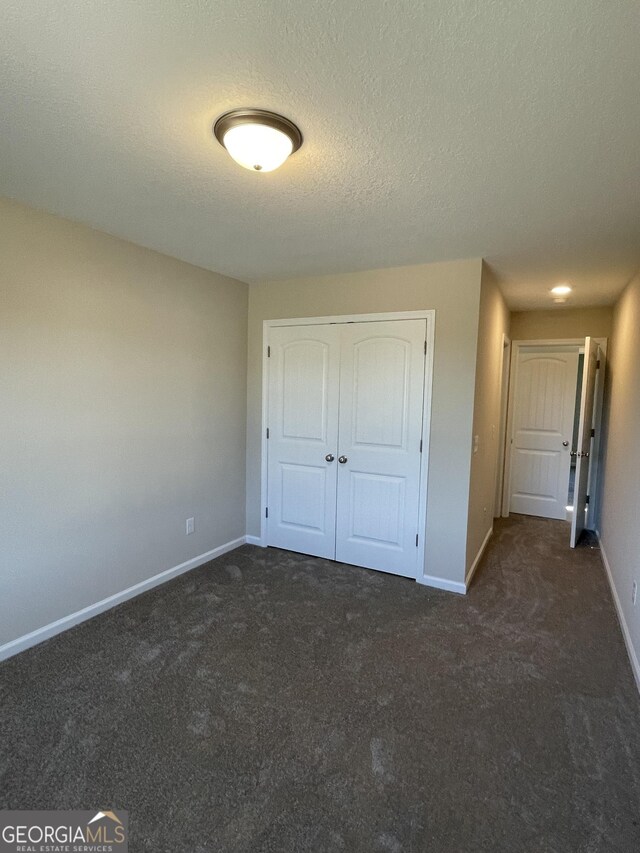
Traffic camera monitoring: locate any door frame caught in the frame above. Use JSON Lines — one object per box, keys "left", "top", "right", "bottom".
{"left": 494, "top": 333, "right": 511, "bottom": 518}
{"left": 501, "top": 338, "right": 584, "bottom": 518}
{"left": 585, "top": 337, "right": 608, "bottom": 529}
{"left": 258, "top": 310, "right": 436, "bottom": 578}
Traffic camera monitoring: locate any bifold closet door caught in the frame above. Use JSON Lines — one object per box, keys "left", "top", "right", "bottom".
{"left": 334, "top": 320, "right": 426, "bottom": 576}
{"left": 267, "top": 324, "right": 340, "bottom": 558}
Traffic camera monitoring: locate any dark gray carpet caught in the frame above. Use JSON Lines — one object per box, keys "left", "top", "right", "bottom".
{"left": 1, "top": 515, "right": 639, "bottom": 852}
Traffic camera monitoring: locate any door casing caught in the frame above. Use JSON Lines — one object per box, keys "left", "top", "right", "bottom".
{"left": 258, "top": 310, "right": 435, "bottom": 580}
{"left": 570, "top": 337, "right": 601, "bottom": 546}
{"left": 494, "top": 334, "right": 511, "bottom": 518}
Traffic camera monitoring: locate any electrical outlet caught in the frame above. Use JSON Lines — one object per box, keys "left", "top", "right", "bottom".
{"left": 633, "top": 580, "right": 637, "bottom": 606}
{"left": 186, "top": 517, "right": 195, "bottom": 535}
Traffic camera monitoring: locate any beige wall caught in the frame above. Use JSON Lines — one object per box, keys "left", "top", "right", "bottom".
{"left": 510, "top": 306, "right": 613, "bottom": 340}
{"left": 247, "top": 259, "right": 483, "bottom": 587}
{"left": 0, "top": 198, "right": 248, "bottom": 648}
{"left": 598, "top": 269, "right": 640, "bottom": 683}
{"left": 466, "top": 264, "right": 510, "bottom": 575}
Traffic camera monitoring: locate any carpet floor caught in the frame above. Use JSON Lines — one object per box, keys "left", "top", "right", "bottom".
{"left": 1, "top": 515, "right": 639, "bottom": 852}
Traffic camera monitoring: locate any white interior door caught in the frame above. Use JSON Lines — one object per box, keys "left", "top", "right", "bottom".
{"left": 335, "top": 320, "right": 426, "bottom": 577}
{"left": 570, "top": 337, "right": 600, "bottom": 547}
{"left": 267, "top": 319, "right": 427, "bottom": 578}
{"left": 267, "top": 325, "right": 340, "bottom": 558}
{"left": 509, "top": 348, "right": 579, "bottom": 519}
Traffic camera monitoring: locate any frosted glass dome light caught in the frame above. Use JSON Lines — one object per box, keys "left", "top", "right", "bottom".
{"left": 222, "top": 123, "right": 293, "bottom": 172}
{"left": 550, "top": 283, "right": 572, "bottom": 296}
{"left": 214, "top": 109, "right": 303, "bottom": 173}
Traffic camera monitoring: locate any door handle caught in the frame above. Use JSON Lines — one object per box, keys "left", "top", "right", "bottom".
{"left": 562, "top": 441, "right": 569, "bottom": 447}
{"left": 338, "top": 455, "right": 348, "bottom": 464}
{"left": 570, "top": 450, "right": 577, "bottom": 457}
{"left": 325, "top": 454, "right": 335, "bottom": 462}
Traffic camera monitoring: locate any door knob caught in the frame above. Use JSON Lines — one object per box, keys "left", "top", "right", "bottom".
{"left": 325, "top": 454, "right": 335, "bottom": 462}
{"left": 338, "top": 455, "right": 348, "bottom": 464}
{"left": 562, "top": 441, "right": 569, "bottom": 446}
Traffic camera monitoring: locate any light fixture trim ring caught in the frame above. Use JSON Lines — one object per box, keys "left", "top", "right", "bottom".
{"left": 213, "top": 108, "right": 303, "bottom": 154}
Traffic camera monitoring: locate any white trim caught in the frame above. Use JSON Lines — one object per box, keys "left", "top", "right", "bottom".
{"left": 245, "top": 535, "right": 264, "bottom": 547}
{"left": 597, "top": 533, "right": 640, "bottom": 694}
{"left": 585, "top": 338, "right": 608, "bottom": 531}
{"left": 416, "top": 574, "right": 466, "bottom": 595}
{"left": 510, "top": 338, "right": 586, "bottom": 348}
{"left": 261, "top": 310, "right": 436, "bottom": 579}
{"left": 466, "top": 526, "right": 493, "bottom": 589}
{"left": 416, "top": 313, "right": 435, "bottom": 580}
{"left": 495, "top": 334, "right": 511, "bottom": 517}
{"left": 0, "top": 537, "right": 246, "bottom": 663}
{"left": 258, "top": 322, "right": 270, "bottom": 546}
{"left": 266, "top": 309, "right": 435, "bottom": 327}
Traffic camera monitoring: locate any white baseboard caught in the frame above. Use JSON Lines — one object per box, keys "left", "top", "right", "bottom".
{"left": 597, "top": 532, "right": 640, "bottom": 694}
{"left": 417, "top": 526, "right": 493, "bottom": 596}
{"left": 416, "top": 574, "right": 466, "bottom": 595}
{"left": 245, "top": 535, "right": 265, "bottom": 547}
{"left": 465, "top": 526, "right": 493, "bottom": 590}
{"left": 0, "top": 536, "right": 246, "bottom": 663}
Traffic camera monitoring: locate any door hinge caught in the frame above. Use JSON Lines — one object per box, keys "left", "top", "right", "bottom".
{"left": 267, "top": 346, "right": 271, "bottom": 357}
{"left": 266, "top": 427, "right": 270, "bottom": 439}
{"left": 420, "top": 439, "right": 423, "bottom": 453}
{"left": 416, "top": 533, "right": 419, "bottom": 547}
{"left": 585, "top": 495, "right": 590, "bottom": 505}
{"left": 265, "top": 507, "right": 269, "bottom": 518}
{"left": 590, "top": 428, "right": 595, "bottom": 438}
{"left": 596, "top": 359, "right": 600, "bottom": 368}
{"left": 424, "top": 340, "right": 427, "bottom": 355}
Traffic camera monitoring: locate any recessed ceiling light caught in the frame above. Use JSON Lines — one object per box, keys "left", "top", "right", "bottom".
{"left": 213, "top": 109, "right": 303, "bottom": 173}
{"left": 550, "top": 283, "right": 572, "bottom": 296}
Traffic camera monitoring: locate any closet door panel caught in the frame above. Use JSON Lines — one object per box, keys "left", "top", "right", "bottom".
{"left": 267, "top": 325, "right": 340, "bottom": 558}
{"left": 335, "top": 320, "right": 426, "bottom": 577}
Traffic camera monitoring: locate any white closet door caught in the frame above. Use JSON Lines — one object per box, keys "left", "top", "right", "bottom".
{"left": 335, "top": 320, "right": 426, "bottom": 577}
{"left": 267, "top": 325, "right": 340, "bottom": 558}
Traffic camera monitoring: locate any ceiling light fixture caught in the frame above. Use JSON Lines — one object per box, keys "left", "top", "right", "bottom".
{"left": 213, "top": 109, "right": 303, "bottom": 173}
{"left": 550, "top": 283, "right": 572, "bottom": 296}
{"left": 550, "top": 283, "right": 572, "bottom": 304}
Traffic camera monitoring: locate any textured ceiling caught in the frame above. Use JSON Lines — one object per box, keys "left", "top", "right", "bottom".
{"left": 1, "top": 0, "right": 639, "bottom": 309}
